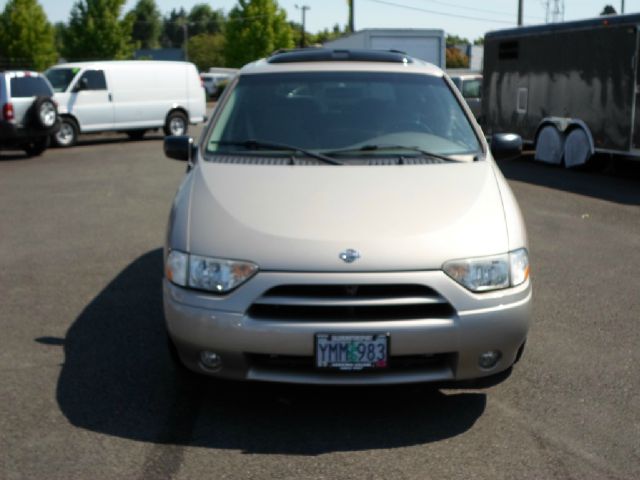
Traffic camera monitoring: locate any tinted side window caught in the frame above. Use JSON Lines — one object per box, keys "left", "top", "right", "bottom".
{"left": 10, "top": 77, "right": 53, "bottom": 97}
{"left": 462, "top": 79, "right": 482, "bottom": 99}
{"left": 79, "top": 70, "right": 107, "bottom": 90}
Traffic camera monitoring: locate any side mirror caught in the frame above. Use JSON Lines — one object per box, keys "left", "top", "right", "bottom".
{"left": 490, "top": 133, "right": 522, "bottom": 161}
{"left": 164, "top": 135, "right": 195, "bottom": 162}
{"left": 72, "top": 77, "right": 89, "bottom": 93}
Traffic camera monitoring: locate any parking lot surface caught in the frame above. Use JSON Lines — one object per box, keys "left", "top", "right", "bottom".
{"left": 1, "top": 129, "right": 639, "bottom": 479}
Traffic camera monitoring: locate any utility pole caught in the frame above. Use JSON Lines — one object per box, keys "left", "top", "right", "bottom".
{"left": 543, "top": 0, "right": 564, "bottom": 23}
{"left": 622, "top": 0, "right": 625, "bottom": 14}
{"left": 348, "top": 0, "right": 354, "bottom": 33}
{"left": 295, "top": 4, "right": 310, "bottom": 48}
{"left": 518, "top": 0, "right": 523, "bottom": 26}
{"left": 182, "top": 22, "right": 188, "bottom": 61}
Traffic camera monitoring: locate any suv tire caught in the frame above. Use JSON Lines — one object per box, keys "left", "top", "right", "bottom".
{"left": 30, "top": 97, "right": 58, "bottom": 129}
{"left": 53, "top": 117, "right": 79, "bottom": 147}
{"left": 164, "top": 111, "right": 188, "bottom": 136}
{"left": 23, "top": 136, "right": 50, "bottom": 157}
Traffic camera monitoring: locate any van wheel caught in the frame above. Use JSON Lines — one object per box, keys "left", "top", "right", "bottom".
{"left": 31, "top": 97, "right": 58, "bottom": 129}
{"left": 126, "top": 130, "right": 146, "bottom": 140}
{"left": 23, "top": 136, "right": 50, "bottom": 157}
{"left": 164, "top": 111, "right": 188, "bottom": 136}
{"left": 53, "top": 118, "right": 78, "bottom": 147}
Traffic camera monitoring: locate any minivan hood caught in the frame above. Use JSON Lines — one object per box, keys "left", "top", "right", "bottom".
{"left": 187, "top": 160, "right": 508, "bottom": 271}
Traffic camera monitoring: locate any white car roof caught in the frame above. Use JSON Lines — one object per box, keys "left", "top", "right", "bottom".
{"left": 239, "top": 49, "right": 445, "bottom": 78}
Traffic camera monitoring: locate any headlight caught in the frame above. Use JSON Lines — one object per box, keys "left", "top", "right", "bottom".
{"left": 165, "top": 250, "right": 258, "bottom": 293}
{"left": 443, "top": 248, "right": 529, "bottom": 292}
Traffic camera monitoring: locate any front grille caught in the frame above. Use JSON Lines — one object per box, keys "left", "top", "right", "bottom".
{"left": 248, "top": 284, "right": 455, "bottom": 321}
{"left": 247, "top": 353, "right": 455, "bottom": 373}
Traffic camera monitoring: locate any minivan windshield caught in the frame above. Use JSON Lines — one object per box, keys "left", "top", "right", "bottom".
{"left": 206, "top": 71, "right": 481, "bottom": 160}
{"left": 44, "top": 68, "right": 78, "bottom": 93}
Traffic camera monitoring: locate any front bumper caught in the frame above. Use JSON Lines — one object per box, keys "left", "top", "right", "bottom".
{"left": 164, "top": 270, "right": 531, "bottom": 385}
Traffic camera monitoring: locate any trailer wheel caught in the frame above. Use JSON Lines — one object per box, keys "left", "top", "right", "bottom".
{"left": 563, "top": 127, "right": 592, "bottom": 168}
{"left": 534, "top": 125, "right": 564, "bottom": 165}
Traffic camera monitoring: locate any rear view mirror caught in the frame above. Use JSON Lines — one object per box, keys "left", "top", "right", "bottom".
{"left": 490, "top": 133, "right": 522, "bottom": 160}
{"left": 164, "top": 135, "right": 194, "bottom": 162}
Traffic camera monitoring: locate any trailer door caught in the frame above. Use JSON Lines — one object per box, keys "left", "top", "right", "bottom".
{"left": 633, "top": 27, "right": 640, "bottom": 149}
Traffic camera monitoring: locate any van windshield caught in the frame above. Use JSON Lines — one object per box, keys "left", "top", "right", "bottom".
{"left": 44, "top": 68, "right": 79, "bottom": 93}
{"left": 206, "top": 71, "right": 481, "bottom": 160}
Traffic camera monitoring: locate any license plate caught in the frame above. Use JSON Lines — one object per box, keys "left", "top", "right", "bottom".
{"left": 315, "top": 333, "right": 389, "bottom": 371}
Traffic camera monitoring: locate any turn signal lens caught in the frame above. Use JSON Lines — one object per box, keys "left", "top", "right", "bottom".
{"left": 166, "top": 250, "right": 188, "bottom": 286}
{"left": 509, "top": 248, "right": 530, "bottom": 287}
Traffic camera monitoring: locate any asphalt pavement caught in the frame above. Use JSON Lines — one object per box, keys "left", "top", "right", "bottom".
{"left": 1, "top": 128, "right": 639, "bottom": 479}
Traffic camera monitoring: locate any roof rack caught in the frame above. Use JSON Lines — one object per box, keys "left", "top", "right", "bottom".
{"left": 267, "top": 48, "right": 413, "bottom": 64}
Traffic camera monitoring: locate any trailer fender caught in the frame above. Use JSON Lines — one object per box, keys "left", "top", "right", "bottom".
{"left": 534, "top": 118, "right": 595, "bottom": 166}
{"left": 534, "top": 123, "right": 564, "bottom": 165}
{"left": 563, "top": 123, "right": 595, "bottom": 168}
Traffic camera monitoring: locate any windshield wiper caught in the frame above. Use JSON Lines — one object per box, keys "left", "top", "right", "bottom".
{"left": 323, "top": 144, "right": 458, "bottom": 163}
{"left": 210, "top": 139, "right": 343, "bottom": 165}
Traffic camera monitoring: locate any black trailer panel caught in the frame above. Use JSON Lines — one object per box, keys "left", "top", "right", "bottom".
{"left": 483, "top": 15, "right": 640, "bottom": 154}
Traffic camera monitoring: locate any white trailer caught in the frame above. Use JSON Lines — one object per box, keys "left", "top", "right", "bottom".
{"left": 324, "top": 29, "right": 446, "bottom": 68}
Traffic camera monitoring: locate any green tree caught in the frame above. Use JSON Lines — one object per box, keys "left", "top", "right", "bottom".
{"left": 0, "top": 0, "right": 57, "bottom": 70}
{"left": 445, "top": 47, "right": 469, "bottom": 68}
{"left": 53, "top": 22, "right": 67, "bottom": 56}
{"left": 311, "top": 23, "right": 347, "bottom": 44}
{"left": 63, "top": 0, "right": 134, "bottom": 60}
{"left": 188, "top": 4, "right": 224, "bottom": 36}
{"left": 161, "top": 7, "right": 187, "bottom": 48}
{"left": 224, "top": 0, "right": 294, "bottom": 68}
{"left": 127, "top": 0, "right": 162, "bottom": 49}
{"left": 446, "top": 34, "right": 470, "bottom": 47}
{"left": 600, "top": 5, "right": 617, "bottom": 15}
{"left": 187, "top": 33, "right": 225, "bottom": 71}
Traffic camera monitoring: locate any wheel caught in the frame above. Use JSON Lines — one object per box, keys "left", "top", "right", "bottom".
{"left": 31, "top": 97, "right": 58, "bottom": 129}
{"left": 563, "top": 127, "right": 592, "bottom": 168}
{"left": 23, "top": 136, "right": 50, "bottom": 157}
{"left": 534, "top": 125, "right": 563, "bottom": 165}
{"left": 164, "top": 111, "right": 188, "bottom": 136}
{"left": 126, "top": 130, "right": 146, "bottom": 140}
{"left": 52, "top": 117, "right": 78, "bottom": 147}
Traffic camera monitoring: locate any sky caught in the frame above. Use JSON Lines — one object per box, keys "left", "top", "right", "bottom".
{"left": 4, "top": 0, "right": 639, "bottom": 41}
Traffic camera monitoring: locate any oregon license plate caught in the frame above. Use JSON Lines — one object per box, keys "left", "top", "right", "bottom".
{"left": 315, "top": 333, "right": 389, "bottom": 371}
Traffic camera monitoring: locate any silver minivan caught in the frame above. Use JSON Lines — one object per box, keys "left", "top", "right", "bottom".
{"left": 163, "top": 49, "right": 531, "bottom": 386}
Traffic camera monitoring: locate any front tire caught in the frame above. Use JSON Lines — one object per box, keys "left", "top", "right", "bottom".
{"left": 53, "top": 118, "right": 79, "bottom": 147}
{"left": 164, "top": 111, "right": 188, "bottom": 136}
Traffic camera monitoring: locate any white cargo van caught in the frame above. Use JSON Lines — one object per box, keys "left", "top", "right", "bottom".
{"left": 45, "top": 61, "right": 206, "bottom": 146}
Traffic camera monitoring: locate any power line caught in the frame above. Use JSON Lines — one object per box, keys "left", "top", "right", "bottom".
{"left": 366, "top": 0, "right": 516, "bottom": 25}
{"left": 416, "top": 0, "right": 546, "bottom": 21}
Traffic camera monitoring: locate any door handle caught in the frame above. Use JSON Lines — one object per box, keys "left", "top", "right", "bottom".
{"left": 108, "top": 93, "right": 113, "bottom": 102}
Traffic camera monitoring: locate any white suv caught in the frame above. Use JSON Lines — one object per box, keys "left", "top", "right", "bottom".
{"left": 162, "top": 49, "right": 530, "bottom": 386}
{"left": 0, "top": 71, "right": 59, "bottom": 156}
